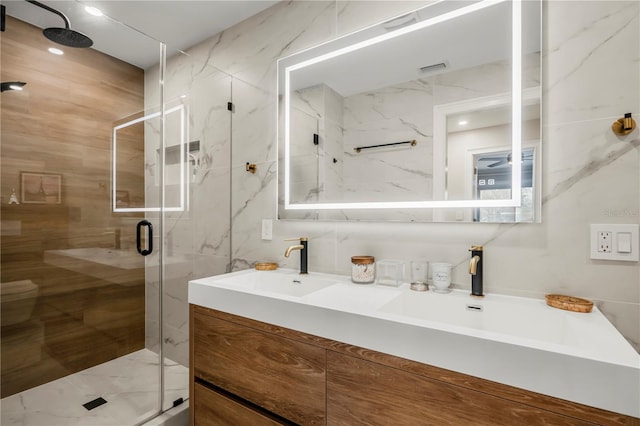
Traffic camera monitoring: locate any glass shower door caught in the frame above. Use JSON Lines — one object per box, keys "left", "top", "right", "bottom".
{"left": 1, "top": 2, "right": 232, "bottom": 423}
{"left": 112, "top": 48, "right": 198, "bottom": 421}
{"left": 158, "top": 47, "right": 233, "bottom": 413}
{"left": 112, "top": 102, "right": 167, "bottom": 423}
{"left": 114, "top": 98, "right": 194, "bottom": 417}
{"left": 0, "top": 2, "right": 166, "bottom": 424}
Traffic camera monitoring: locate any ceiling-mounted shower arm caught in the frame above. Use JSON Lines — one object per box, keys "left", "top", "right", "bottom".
{"left": 25, "top": 0, "right": 71, "bottom": 29}
{"left": 24, "top": 0, "right": 93, "bottom": 48}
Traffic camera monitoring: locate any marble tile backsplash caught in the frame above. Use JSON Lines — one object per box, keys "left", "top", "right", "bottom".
{"left": 157, "top": 0, "right": 639, "bottom": 353}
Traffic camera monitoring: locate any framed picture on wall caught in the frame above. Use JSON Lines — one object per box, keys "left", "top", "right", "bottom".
{"left": 20, "top": 172, "right": 62, "bottom": 204}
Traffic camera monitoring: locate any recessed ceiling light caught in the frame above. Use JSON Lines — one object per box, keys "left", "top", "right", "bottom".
{"left": 48, "top": 47, "right": 64, "bottom": 55}
{"left": 85, "top": 6, "right": 103, "bottom": 17}
{"left": 458, "top": 120, "right": 468, "bottom": 126}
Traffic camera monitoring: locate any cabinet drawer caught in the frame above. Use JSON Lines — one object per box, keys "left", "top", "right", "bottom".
{"left": 326, "top": 351, "right": 594, "bottom": 426}
{"left": 194, "top": 383, "right": 284, "bottom": 426}
{"left": 193, "top": 311, "right": 325, "bottom": 425}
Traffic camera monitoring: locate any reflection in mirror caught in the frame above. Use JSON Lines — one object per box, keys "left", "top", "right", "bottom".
{"left": 113, "top": 100, "right": 188, "bottom": 212}
{"left": 278, "top": 0, "right": 541, "bottom": 222}
{"left": 113, "top": 112, "right": 147, "bottom": 211}
{"left": 433, "top": 88, "right": 541, "bottom": 222}
{"left": 474, "top": 146, "right": 537, "bottom": 222}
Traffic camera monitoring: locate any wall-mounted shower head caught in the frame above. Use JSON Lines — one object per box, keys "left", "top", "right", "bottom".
{"left": 25, "top": 0, "right": 93, "bottom": 48}
{"left": 1, "top": 82, "right": 27, "bottom": 92}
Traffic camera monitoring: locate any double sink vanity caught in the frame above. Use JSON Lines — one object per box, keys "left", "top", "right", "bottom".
{"left": 188, "top": 269, "right": 640, "bottom": 425}
{"left": 188, "top": 1, "right": 639, "bottom": 424}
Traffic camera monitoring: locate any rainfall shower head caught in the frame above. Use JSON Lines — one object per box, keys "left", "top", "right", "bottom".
{"left": 42, "top": 27, "right": 93, "bottom": 48}
{"left": 25, "top": 0, "right": 93, "bottom": 48}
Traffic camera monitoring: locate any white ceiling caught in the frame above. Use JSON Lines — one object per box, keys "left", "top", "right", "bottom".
{"left": 289, "top": 1, "right": 513, "bottom": 97}
{"left": 288, "top": 0, "right": 541, "bottom": 98}
{"left": 3, "top": 0, "right": 279, "bottom": 69}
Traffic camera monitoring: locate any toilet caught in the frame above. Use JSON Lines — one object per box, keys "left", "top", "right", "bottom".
{"left": 1, "top": 280, "right": 39, "bottom": 326}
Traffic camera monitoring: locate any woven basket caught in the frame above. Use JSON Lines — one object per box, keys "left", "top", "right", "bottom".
{"left": 545, "top": 294, "right": 593, "bottom": 313}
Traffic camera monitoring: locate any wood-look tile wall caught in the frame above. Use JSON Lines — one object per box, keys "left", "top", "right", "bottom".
{"left": 1, "top": 16, "right": 147, "bottom": 397}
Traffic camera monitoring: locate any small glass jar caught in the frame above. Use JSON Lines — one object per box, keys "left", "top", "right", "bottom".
{"left": 376, "top": 259, "right": 404, "bottom": 287}
{"left": 351, "top": 256, "right": 375, "bottom": 284}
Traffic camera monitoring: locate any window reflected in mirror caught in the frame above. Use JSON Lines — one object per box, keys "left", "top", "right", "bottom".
{"left": 474, "top": 147, "right": 537, "bottom": 222}
{"left": 441, "top": 97, "right": 540, "bottom": 222}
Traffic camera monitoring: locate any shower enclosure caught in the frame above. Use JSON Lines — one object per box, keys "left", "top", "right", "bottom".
{"left": 1, "top": 2, "right": 230, "bottom": 424}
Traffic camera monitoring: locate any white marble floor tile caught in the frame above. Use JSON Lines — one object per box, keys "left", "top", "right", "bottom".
{"left": 0, "top": 349, "right": 188, "bottom": 426}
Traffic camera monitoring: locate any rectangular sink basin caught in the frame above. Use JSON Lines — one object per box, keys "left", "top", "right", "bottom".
{"left": 379, "top": 290, "right": 557, "bottom": 340}
{"left": 302, "top": 283, "right": 400, "bottom": 312}
{"left": 213, "top": 269, "right": 339, "bottom": 298}
{"left": 377, "top": 290, "right": 640, "bottom": 366}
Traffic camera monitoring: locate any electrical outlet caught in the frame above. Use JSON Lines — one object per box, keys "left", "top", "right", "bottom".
{"left": 590, "top": 224, "right": 639, "bottom": 261}
{"left": 598, "top": 231, "right": 612, "bottom": 253}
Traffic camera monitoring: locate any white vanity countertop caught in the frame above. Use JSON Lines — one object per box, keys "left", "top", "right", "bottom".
{"left": 189, "top": 268, "right": 640, "bottom": 418}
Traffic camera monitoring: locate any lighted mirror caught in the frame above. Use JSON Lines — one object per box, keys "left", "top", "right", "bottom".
{"left": 113, "top": 102, "right": 188, "bottom": 212}
{"left": 277, "top": 0, "right": 541, "bottom": 222}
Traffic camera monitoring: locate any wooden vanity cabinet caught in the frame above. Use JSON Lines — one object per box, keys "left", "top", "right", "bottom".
{"left": 191, "top": 306, "right": 325, "bottom": 425}
{"left": 193, "top": 383, "right": 284, "bottom": 426}
{"left": 326, "top": 351, "right": 594, "bottom": 426}
{"left": 190, "top": 305, "right": 639, "bottom": 426}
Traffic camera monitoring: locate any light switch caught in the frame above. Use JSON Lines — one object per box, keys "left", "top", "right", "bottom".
{"left": 261, "top": 219, "right": 273, "bottom": 240}
{"left": 590, "top": 224, "right": 639, "bottom": 261}
{"left": 617, "top": 232, "right": 632, "bottom": 253}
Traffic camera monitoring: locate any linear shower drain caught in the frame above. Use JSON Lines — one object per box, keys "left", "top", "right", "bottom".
{"left": 82, "top": 397, "right": 107, "bottom": 411}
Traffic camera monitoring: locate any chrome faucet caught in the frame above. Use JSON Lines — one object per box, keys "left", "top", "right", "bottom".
{"left": 469, "top": 245, "right": 484, "bottom": 297}
{"left": 284, "top": 237, "right": 308, "bottom": 274}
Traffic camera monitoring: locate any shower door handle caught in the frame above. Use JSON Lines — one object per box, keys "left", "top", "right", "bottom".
{"left": 136, "top": 220, "right": 153, "bottom": 256}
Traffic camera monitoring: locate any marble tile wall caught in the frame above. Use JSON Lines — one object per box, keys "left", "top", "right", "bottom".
{"left": 171, "top": 0, "right": 639, "bottom": 352}
{"left": 290, "top": 85, "right": 323, "bottom": 207}
{"left": 289, "top": 84, "right": 345, "bottom": 212}
{"left": 340, "top": 54, "right": 540, "bottom": 205}
{"left": 322, "top": 85, "right": 346, "bottom": 208}
{"left": 342, "top": 79, "right": 433, "bottom": 204}
{"left": 143, "top": 53, "right": 233, "bottom": 366}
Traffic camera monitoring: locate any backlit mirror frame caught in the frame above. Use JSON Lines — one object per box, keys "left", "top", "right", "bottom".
{"left": 278, "top": 0, "right": 530, "bottom": 212}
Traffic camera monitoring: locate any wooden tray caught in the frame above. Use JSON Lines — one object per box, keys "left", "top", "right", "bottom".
{"left": 545, "top": 294, "right": 593, "bottom": 313}
{"left": 255, "top": 262, "right": 278, "bottom": 271}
